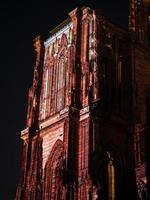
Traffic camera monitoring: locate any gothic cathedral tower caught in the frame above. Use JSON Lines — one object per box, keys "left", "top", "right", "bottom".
{"left": 15, "top": 4, "right": 150, "bottom": 200}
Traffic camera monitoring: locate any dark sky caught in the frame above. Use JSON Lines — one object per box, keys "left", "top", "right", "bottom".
{"left": 0, "top": 1, "right": 129, "bottom": 199}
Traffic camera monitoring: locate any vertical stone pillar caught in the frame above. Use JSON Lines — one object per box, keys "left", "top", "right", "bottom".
{"left": 15, "top": 140, "right": 28, "bottom": 200}
{"left": 69, "top": 8, "right": 82, "bottom": 108}
{"left": 134, "top": 124, "right": 147, "bottom": 199}
{"left": 27, "top": 36, "right": 44, "bottom": 128}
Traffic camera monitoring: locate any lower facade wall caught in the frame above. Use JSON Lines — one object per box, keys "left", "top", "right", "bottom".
{"left": 15, "top": 114, "right": 139, "bottom": 200}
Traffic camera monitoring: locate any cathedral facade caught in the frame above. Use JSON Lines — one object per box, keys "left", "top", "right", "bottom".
{"left": 15, "top": 1, "right": 150, "bottom": 199}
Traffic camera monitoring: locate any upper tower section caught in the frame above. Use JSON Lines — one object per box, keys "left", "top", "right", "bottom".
{"left": 26, "top": 6, "right": 130, "bottom": 128}
{"left": 26, "top": 7, "right": 100, "bottom": 126}
{"left": 129, "top": 0, "right": 150, "bottom": 45}
{"left": 39, "top": 20, "right": 74, "bottom": 120}
{"left": 38, "top": 7, "right": 101, "bottom": 122}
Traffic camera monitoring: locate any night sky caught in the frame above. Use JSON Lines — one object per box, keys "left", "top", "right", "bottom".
{"left": 0, "top": 1, "right": 129, "bottom": 199}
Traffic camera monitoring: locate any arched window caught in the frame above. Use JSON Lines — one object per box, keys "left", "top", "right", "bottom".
{"left": 107, "top": 152, "right": 115, "bottom": 200}
{"left": 99, "top": 148, "right": 123, "bottom": 200}
{"left": 39, "top": 33, "right": 70, "bottom": 120}
{"left": 43, "top": 140, "right": 65, "bottom": 200}
{"left": 56, "top": 57, "right": 66, "bottom": 112}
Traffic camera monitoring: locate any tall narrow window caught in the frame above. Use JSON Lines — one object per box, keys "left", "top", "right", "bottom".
{"left": 134, "top": 124, "right": 145, "bottom": 165}
{"left": 39, "top": 31, "right": 71, "bottom": 121}
{"left": 107, "top": 152, "right": 115, "bottom": 200}
{"left": 118, "top": 59, "right": 122, "bottom": 84}
{"left": 43, "top": 68, "right": 49, "bottom": 119}
{"left": 56, "top": 58, "right": 66, "bottom": 112}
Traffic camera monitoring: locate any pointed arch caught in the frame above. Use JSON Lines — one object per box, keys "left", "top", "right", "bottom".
{"left": 46, "top": 139, "right": 63, "bottom": 166}
{"left": 39, "top": 30, "right": 71, "bottom": 120}
{"left": 43, "top": 139, "right": 65, "bottom": 200}
{"left": 95, "top": 143, "right": 124, "bottom": 200}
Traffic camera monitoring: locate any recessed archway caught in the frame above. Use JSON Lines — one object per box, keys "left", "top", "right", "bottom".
{"left": 43, "top": 139, "right": 65, "bottom": 200}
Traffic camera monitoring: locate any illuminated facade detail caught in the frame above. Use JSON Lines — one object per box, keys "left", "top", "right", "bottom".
{"left": 43, "top": 139, "right": 65, "bottom": 200}
{"left": 40, "top": 23, "right": 73, "bottom": 120}
{"left": 107, "top": 152, "right": 115, "bottom": 200}
{"left": 16, "top": 3, "right": 150, "bottom": 200}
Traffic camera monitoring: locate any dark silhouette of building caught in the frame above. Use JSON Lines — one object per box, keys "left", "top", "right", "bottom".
{"left": 15, "top": 1, "right": 150, "bottom": 199}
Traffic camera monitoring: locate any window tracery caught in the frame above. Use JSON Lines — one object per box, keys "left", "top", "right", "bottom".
{"left": 43, "top": 140, "right": 65, "bottom": 200}
{"left": 39, "top": 25, "right": 73, "bottom": 120}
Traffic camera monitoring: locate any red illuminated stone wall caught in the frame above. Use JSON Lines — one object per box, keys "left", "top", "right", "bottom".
{"left": 16, "top": 3, "right": 150, "bottom": 200}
